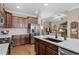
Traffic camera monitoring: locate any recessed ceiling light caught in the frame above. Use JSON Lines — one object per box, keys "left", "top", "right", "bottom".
{"left": 17, "top": 6, "right": 20, "bottom": 8}
{"left": 35, "top": 10, "right": 38, "bottom": 14}
{"left": 44, "top": 3, "right": 48, "bottom": 6}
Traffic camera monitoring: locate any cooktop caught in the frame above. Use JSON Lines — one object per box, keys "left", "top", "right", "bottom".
{"left": 0, "top": 38, "right": 10, "bottom": 44}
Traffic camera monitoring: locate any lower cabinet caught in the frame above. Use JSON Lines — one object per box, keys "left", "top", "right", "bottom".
{"left": 46, "top": 47, "right": 58, "bottom": 55}
{"left": 35, "top": 39, "right": 39, "bottom": 54}
{"left": 12, "top": 35, "right": 30, "bottom": 46}
{"left": 35, "top": 39, "right": 58, "bottom": 55}
{"left": 39, "top": 43, "right": 45, "bottom": 55}
{"left": 20, "top": 35, "right": 27, "bottom": 45}
{"left": 12, "top": 35, "right": 20, "bottom": 46}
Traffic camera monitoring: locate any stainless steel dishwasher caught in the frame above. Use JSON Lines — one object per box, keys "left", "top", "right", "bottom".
{"left": 58, "top": 47, "right": 79, "bottom": 55}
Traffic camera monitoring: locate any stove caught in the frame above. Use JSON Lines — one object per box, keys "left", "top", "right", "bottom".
{"left": 0, "top": 38, "right": 10, "bottom": 44}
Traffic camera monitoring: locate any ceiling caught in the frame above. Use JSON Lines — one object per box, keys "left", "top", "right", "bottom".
{"left": 4, "top": 3, "right": 79, "bottom": 19}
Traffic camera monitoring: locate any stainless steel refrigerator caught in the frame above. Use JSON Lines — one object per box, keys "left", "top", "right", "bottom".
{"left": 28, "top": 24, "right": 40, "bottom": 44}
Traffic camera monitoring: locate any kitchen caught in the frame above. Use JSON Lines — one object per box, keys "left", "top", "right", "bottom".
{"left": 0, "top": 3, "right": 79, "bottom": 55}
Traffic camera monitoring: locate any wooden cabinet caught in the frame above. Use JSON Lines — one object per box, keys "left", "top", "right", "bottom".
{"left": 12, "top": 16, "right": 27, "bottom": 28}
{"left": 35, "top": 39, "right": 39, "bottom": 54}
{"left": 0, "top": 4, "right": 5, "bottom": 16}
{"left": 46, "top": 47, "right": 57, "bottom": 55}
{"left": 25, "top": 35, "right": 30, "bottom": 44}
{"left": 70, "top": 22, "right": 78, "bottom": 39}
{"left": 27, "top": 16, "right": 38, "bottom": 24}
{"left": 35, "top": 39, "right": 58, "bottom": 55}
{"left": 12, "top": 17, "right": 19, "bottom": 28}
{"left": 5, "top": 11, "right": 12, "bottom": 28}
{"left": 0, "top": 4, "right": 6, "bottom": 28}
{"left": 12, "top": 35, "right": 21, "bottom": 46}
{"left": 39, "top": 43, "right": 45, "bottom": 55}
{"left": 12, "top": 35, "right": 30, "bottom": 47}
{"left": 20, "top": 35, "right": 30, "bottom": 44}
{"left": 20, "top": 35, "right": 26, "bottom": 45}
{"left": 12, "top": 16, "right": 38, "bottom": 28}
{"left": 0, "top": 4, "right": 12, "bottom": 28}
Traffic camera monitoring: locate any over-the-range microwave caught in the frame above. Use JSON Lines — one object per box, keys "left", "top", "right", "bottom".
{"left": 0, "top": 13, "right": 5, "bottom": 26}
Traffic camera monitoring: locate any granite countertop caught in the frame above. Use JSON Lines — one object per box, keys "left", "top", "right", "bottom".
{"left": 0, "top": 34, "right": 12, "bottom": 38}
{"left": 58, "top": 39, "right": 79, "bottom": 54}
{"left": 0, "top": 43, "right": 9, "bottom": 55}
{"left": 0, "top": 33, "right": 29, "bottom": 38}
{"left": 34, "top": 35, "right": 79, "bottom": 54}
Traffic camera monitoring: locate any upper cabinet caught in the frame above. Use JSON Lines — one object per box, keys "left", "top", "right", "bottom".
{"left": 70, "top": 22, "right": 78, "bottom": 39}
{"left": 12, "top": 16, "right": 38, "bottom": 28}
{"left": 0, "top": 3, "right": 12, "bottom": 28}
{"left": 0, "top": 4, "right": 6, "bottom": 28}
{"left": 27, "top": 16, "right": 38, "bottom": 24}
{"left": 0, "top": 4, "right": 5, "bottom": 16}
{"left": 5, "top": 11, "right": 12, "bottom": 28}
{"left": 12, "top": 16, "right": 27, "bottom": 28}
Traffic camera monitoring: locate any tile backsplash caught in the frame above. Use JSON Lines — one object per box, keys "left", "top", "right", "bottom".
{"left": 0, "top": 28, "right": 28, "bottom": 35}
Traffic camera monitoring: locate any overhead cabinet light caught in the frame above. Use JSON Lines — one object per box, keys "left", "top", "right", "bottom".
{"left": 35, "top": 10, "right": 38, "bottom": 14}
{"left": 44, "top": 3, "right": 48, "bottom": 6}
{"left": 17, "top": 6, "right": 20, "bottom": 8}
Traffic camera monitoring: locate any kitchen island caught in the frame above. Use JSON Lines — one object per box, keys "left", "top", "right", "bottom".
{"left": 34, "top": 35, "right": 79, "bottom": 55}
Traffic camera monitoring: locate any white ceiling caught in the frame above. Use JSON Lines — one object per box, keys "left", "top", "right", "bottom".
{"left": 4, "top": 3, "right": 79, "bottom": 19}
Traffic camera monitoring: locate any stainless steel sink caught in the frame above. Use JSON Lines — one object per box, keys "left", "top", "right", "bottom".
{"left": 44, "top": 38, "right": 62, "bottom": 43}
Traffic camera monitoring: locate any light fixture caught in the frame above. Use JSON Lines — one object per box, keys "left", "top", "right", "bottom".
{"left": 44, "top": 3, "right": 48, "bottom": 6}
{"left": 41, "top": 26, "right": 43, "bottom": 30}
{"left": 35, "top": 10, "right": 38, "bottom": 14}
{"left": 17, "top": 6, "right": 20, "bottom": 8}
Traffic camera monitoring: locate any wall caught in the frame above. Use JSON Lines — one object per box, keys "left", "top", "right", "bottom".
{"left": 67, "top": 8, "right": 79, "bottom": 38}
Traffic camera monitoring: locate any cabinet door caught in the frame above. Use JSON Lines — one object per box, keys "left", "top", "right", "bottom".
{"left": 12, "top": 17, "right": 19, "bottom": 28}
{"left": 0, "top": 4, "right": 5, "bottom": 16}
{"left": 20, "top": 35, "right": 26, "bottom": 45}
{"left": 18, "top": 18, "right": 24, "bottom": 28}
{"left": 12, "top": 35, "right": 21, "bottom": 46}
{"left": 5, "top": 12, "right": 12, "bottom": 28}
{"left": 35, "top": 39, "right": 39, "bottom": 55}
{"left": 26, "top": 35, "right": 30, "bottom": 44}
{"left": 38, "top": 43, "right": 45, "bottom": 55}
{"left": 24, "top": 19, "right": 28, "bottom": 28}
{"left": 46, "top": 47, "right": 58, "bottom": 55}
{"left": 20, "top": 35, "right": 30, "bottom": 44}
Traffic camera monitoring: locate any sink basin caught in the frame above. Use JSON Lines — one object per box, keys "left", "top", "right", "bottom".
{"left": 44, "top": 38, "right": 62, "bottom": 43}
